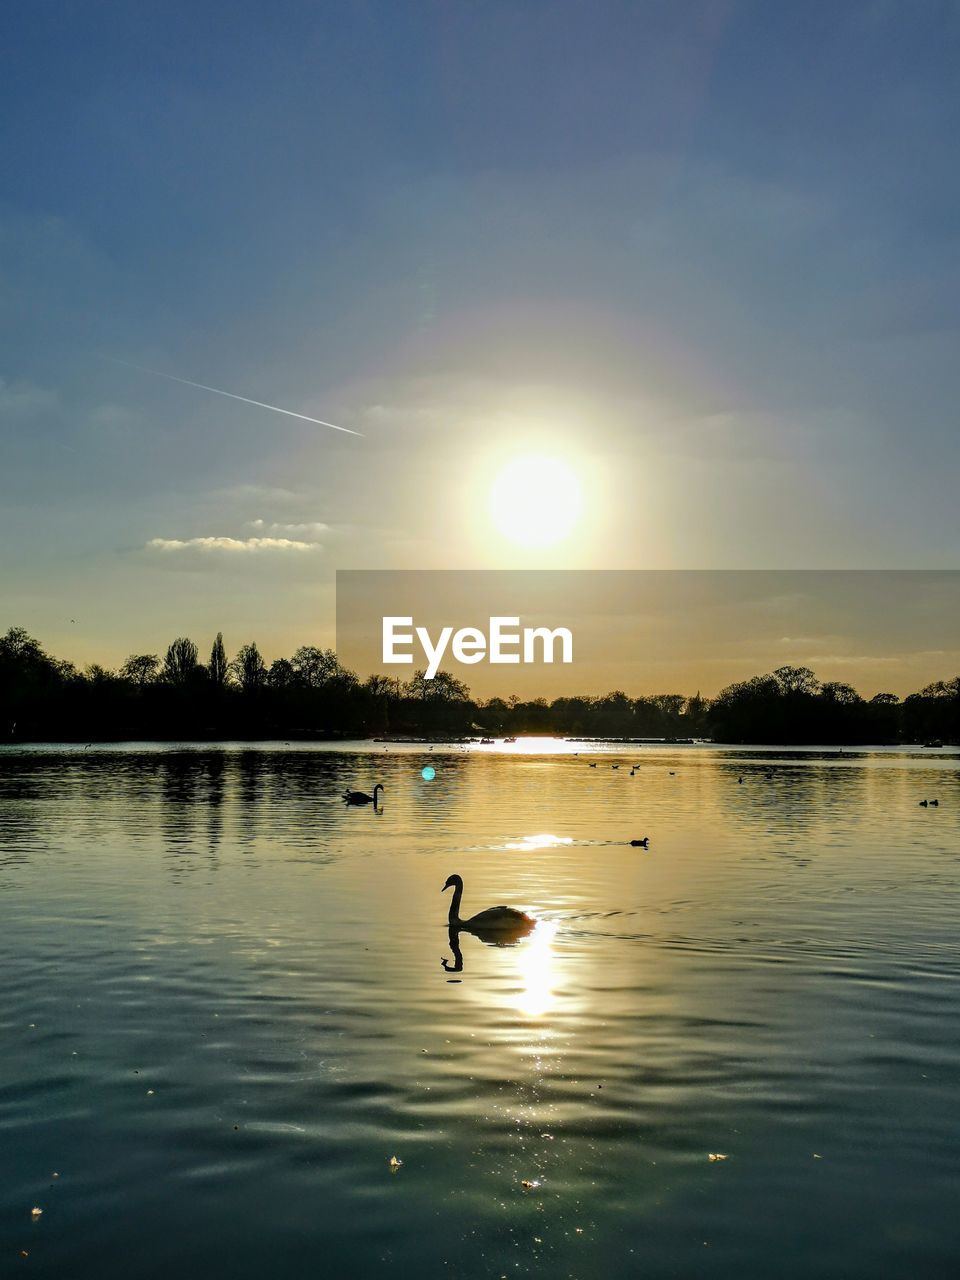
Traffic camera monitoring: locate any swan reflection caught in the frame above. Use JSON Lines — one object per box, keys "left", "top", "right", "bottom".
{"left": 441, "top": 912, "right": 536, "bottom": 972}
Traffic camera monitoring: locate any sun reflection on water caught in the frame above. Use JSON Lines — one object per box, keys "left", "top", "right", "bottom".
{"left": 504, "top": 833, "right": 574, "bottom": 851}
{"left": 516, "top": 919, "right": 559, "bottom": 1017}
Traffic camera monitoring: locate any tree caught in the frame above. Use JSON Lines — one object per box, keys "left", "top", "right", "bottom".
{"left": 232, "top": 642, "right": 267, "bottom": 693}
{"left": 821, "top": 681, "right": 862, "bottom": 705}
{"left": 365, "top": 674, "right": 395, "bottom": 697}
{"left": 291, "top": 645, "right": 340, "bottom": 688}
{"left": 268, "top": 658, "right": 296, "bottom": 689}
{"left": 121, "top": 653, "right": 159, "bottom": 687}
{"left": 84, "top": 663, "right": 114, "bottom": 685}
{"left": 404, "top": 670, "right": 470, "bottom": 701}
{"left": 0, "top": 627, "right": 47, "bottom": 664}
{"left": 773, "top": 665, "right": 820, "bottom": 696}
{"left": 208, "top": 632, "right": 229, "bottom": 690}
{"left": 163, "top": 637, "right": 200, "bottom": 686}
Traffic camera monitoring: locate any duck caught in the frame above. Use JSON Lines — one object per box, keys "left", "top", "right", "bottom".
{"left": 442, "top": 874, "right": 534, "bottom": 941}
{"left": 630, "top": 837, "right": 649, "bottom": 848}
{"left": 342, "top": 783, "right": 384, "bottom": 806}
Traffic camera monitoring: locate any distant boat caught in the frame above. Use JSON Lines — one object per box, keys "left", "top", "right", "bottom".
{"left": 924, "top": 740, "right": 944, "bottom": 748}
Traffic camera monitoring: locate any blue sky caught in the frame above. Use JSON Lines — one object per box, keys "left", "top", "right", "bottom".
{"left": 2, "top": 1, "right": 958, "bottom": 674}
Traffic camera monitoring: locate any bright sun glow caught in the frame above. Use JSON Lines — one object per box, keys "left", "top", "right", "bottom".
{"left": 516, "top": 919, "right": 559, "bottom": 1018}
{"left": 489, "top": 455, "right": 583, "bottom": 549}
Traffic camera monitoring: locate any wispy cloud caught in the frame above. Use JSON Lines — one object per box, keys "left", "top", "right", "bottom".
{"left": 0, "top": 376, "right": 60, "bottom": 418}
{"left": 146, "top": 536, "right": 318, "bottom": 553}
{"left": 246, "top": 518, "right": 329, "bottom": 538}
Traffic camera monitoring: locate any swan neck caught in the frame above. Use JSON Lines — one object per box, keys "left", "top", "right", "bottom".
{"left": 448, "top": 880, "right": 463, "bottom": 926}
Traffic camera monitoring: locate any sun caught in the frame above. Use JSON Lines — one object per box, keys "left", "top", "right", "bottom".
{"left": 488, "top": 454, "right": 583, "bottom": 549}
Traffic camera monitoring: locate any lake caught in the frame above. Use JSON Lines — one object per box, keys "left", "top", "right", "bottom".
{"left": 1, "top": 740, "right": 958, "bottom": 1277}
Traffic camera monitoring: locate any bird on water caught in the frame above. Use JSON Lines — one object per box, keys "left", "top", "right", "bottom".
{"left": 342, "top": 783, "right": 384, "bottom": 806}
{"left": 442, "top": 874, "right": 535, "bottom": 940}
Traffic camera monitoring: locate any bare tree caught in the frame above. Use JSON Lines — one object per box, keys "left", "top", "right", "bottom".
{"left": 290, "top": 645, "right": 340, "bottom": 687}
{"left": 772, "top": 665, "right": 820, "bottom": 696}
{"left": 120, "top": 654, "right": 159, "bottom": 687}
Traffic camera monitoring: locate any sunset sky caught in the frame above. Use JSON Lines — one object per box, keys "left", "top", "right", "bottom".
{"left": 2, "top": 2, "right": 958, "bottom": 685}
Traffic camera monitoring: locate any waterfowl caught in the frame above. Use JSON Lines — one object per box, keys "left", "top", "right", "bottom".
{"left": 919, "top": 799, "right": 929, "bottom": 807}
{"left": 342, "top": 783, "right": 384, "bottom": 806}
{"left": 630, "top": 837, "right": 649, "bottom": 848}
{"left": 442, "top": 874, "right": 534, "bottom": 939}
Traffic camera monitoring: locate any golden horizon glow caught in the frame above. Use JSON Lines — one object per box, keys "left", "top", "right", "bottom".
{"left": 489, "top": 455, "right": 584, "bottom": 549}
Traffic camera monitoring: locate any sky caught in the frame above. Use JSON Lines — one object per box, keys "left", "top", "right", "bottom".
{"left": 2, "top": 1, "right": 959, "bottom": 686}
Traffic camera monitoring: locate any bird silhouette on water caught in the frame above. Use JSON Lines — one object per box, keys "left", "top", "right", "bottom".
{"left": 342, "top": 783, "right": 384, "bottom": 806}
{"left": 442, "top": 874, "right": 534, "bottom": 944}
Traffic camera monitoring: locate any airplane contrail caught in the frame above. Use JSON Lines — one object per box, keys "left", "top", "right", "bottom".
{"left": 103, "top": 356, "right": 362, "bottom": 437}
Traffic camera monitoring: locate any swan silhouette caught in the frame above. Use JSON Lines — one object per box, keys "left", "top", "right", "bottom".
{"left": 442, "top": 874, "right": 534, "bottom": 944}
{"left": 342, "top": 783, "right": 384, "bottom": 806}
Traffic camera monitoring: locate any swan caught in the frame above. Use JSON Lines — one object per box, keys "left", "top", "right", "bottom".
{"left": 342, "top": 783, "right": 384, "bottom": 806}
{"left": 442, "top": 874, "right": 534, "bottom": 939}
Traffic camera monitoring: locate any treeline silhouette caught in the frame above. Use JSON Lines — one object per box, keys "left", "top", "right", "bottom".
{"left": 1, "top": 627, "right": 958, "bottom": 745}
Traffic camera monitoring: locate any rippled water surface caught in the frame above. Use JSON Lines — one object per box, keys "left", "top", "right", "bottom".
{"left": 2, "top": 740, "right": 959, "bottom": 1277}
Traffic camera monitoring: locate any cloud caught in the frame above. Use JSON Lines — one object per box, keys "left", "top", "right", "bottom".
{"left": 0, "top": 376, "right": 60, "bottom": 418}
{"left": 246, "top": 518, "right": 329, "bottom": 538}
{"left": 146, "top": 536, "right": 317, "bottom": 553}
